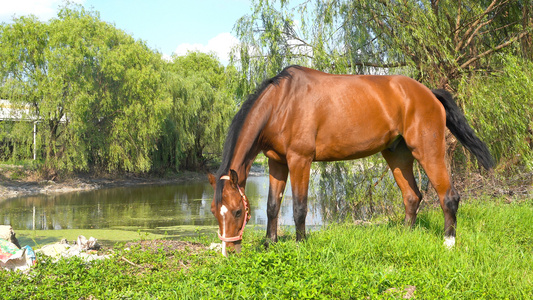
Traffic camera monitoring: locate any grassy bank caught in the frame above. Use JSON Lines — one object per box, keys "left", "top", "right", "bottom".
{"left": 1, "top": 197, "right": 532, "bottom": 299}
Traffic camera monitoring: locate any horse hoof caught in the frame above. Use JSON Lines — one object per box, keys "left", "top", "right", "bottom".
{"left": 444, "top": 236, "right": 455, "bottom": 249}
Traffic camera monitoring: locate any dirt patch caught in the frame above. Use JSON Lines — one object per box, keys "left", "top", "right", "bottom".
{"left": 123, "top": 240, "right": 207, "bottom": 253}
{"left": 453, "top": 171, "right": 533, "bottom": 200}
{"left": 119, "top": 240, "right": 209, "bottom": 274}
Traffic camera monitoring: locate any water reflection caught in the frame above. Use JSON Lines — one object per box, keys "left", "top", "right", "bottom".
{"left": 0, "top": 175, "right": 323, "bottom": 234}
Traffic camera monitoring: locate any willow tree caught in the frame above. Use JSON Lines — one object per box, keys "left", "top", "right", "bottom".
{"left": 0, "top": 16, "right": 49, "bottom": 163}
{"left": 233, "top": 0, "right": 531, "bottom": 89}
{"left": 155, "top": 52, "right": 237, "bottom": 171}
{"left": 0, "top": 4, "right": 168, "bottom": 173}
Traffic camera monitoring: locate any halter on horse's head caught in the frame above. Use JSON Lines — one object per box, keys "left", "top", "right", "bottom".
{"left": 209, "top": 170, "right": 250, "bottom": 256}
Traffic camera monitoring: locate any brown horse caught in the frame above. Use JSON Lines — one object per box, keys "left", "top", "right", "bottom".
{"left": 208, "top": 66, "right": 493, "bottom": 256}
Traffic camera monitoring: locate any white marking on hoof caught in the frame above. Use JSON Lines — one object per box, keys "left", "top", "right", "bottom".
{"left": 444, "top": 237, "right": 455, "bottom": 249}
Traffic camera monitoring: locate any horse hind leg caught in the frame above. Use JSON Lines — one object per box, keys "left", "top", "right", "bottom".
{"left": 382, "top": 140, "right": 423, "bottom": 227}
{"left": 409, "top": 137, "right": 460, "bottom": 248}
{"left": 419, "top": 159, "right": 460, "bottom": 248}
{"left": 442, "top": 187, "right": 460, "bottom": 248}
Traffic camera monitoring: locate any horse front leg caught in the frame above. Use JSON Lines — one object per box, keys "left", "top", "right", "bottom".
{"left": 287, "top": 154, "right": 313, "bottom": 241}
{"left": 266, "top": 159, "right": 289, "bottom": 244}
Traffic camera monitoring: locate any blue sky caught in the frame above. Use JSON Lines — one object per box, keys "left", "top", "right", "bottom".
{"left": 0, "top": 0, "right": 252, "bottom": 64}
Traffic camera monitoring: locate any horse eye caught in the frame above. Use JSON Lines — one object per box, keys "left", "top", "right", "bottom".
{"left": 234, "top": 209, "right": 242, "bottom": 218}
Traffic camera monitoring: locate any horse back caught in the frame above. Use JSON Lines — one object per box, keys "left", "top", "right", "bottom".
{"left": 259, "top": 67, "right": 445, "bottom": 162}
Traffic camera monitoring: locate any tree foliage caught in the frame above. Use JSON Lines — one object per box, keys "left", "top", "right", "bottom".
{"left": 458, "top": 55, "right": 533, "bottom": 172}
{"left": 0, "top": 4, "right": 168, "bottom": 172}
{"left": 154, "top": 52, "right": 237, "bottom": 171}
{"left": 233, "top": 0, "right": 532, "bottom": 88}
{"left": 0, "top": 4, "right": 238, "bottom": 174}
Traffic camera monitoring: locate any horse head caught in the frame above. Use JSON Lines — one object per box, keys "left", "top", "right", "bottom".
{"left": 208, "top": 169, "right": 250, "bottom": 257}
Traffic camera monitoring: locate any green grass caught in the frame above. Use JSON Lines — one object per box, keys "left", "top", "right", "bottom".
{"left": 1, "top": 197, "right": 532, "bottom": 299}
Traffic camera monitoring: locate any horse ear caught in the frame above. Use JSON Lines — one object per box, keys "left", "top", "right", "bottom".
{"left": 229, "top": 169, "right": 239, "bottom": 185}
{"left": 207, "top": 173, "right": 216, "bottom": 188}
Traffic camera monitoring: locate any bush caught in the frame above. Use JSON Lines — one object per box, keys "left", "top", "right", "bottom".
{"left": 458, "top": 55, "right": 533, "bottom": 174}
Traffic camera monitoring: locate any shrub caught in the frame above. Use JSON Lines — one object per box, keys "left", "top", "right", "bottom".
{"left": 458, "top": 55, "right": 533, "bottom": 174}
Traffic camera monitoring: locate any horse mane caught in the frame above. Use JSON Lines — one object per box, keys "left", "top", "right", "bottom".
{"left": 215, "top": 65, "right": 301, "bottom": 204}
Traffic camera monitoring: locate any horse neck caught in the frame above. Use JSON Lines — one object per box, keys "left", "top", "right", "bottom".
{"left": 229, "top": 124, "right": 266, "bottom": 187}
{"left": 228, "top": 90, "right": 275, "bottom": 186}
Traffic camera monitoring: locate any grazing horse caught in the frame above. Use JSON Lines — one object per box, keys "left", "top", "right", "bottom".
{"left": 208, "top": 66, "right": 493, "bottom": 256}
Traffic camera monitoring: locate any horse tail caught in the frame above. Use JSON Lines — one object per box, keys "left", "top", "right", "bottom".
{"left": 431, "top": 89, "right": 495, "bottom": 170}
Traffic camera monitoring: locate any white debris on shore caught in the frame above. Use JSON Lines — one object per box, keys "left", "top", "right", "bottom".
{"left": 1, "top": 225, "right": 110, "bottom": 271}
{"left": 37, "top": 235, "right": 110, "bottom": 263}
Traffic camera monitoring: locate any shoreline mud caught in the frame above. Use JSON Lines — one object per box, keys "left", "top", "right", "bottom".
{"left": 0, "top": 172, "right": 207, "bottom": 202}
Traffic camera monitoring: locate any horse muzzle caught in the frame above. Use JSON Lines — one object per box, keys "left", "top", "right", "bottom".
{"left": 221, "top": 240, "right": 242, "bottom": 257}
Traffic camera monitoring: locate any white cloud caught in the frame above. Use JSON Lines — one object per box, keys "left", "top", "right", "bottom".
{"left": 161, "top": 53, "right": 173, "bottom": 62}
{"left": 0, "top": 0, "right": 85, "bottom": 22}
{"left": 174, "top": 32, "right": 239, "bottom": 65}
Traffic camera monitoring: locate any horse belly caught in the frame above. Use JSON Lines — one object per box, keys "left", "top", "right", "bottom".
{"left": 314, "top": 133, "right": 393, "bottom": 161}
{"left": 314, "top": 115, "right": 398, "bottom": 161}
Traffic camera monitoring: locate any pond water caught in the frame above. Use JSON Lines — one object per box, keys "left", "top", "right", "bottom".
{"left": 0, "top": 174, "right": 324, "bottom": 245}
